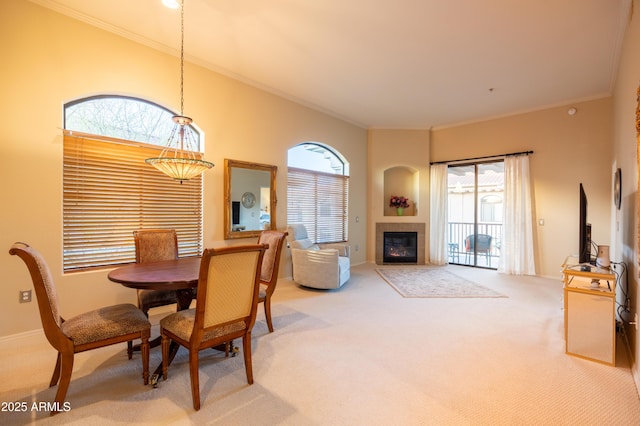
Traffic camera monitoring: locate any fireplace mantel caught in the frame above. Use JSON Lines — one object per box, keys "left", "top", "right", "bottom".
{"left": 376, "top": 222, "right": 425, "bottom": 264}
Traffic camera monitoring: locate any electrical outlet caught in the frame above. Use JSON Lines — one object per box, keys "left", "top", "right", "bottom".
{"left": 19, "top": 290, "right": 32, "bottom": 303}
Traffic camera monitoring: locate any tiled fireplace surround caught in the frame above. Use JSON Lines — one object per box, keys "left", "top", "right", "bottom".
{"left": 375, "top": 222, "right": 426, "bottom": 265}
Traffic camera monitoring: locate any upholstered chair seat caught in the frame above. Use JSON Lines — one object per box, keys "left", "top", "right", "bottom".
{"left": 137, "top": 288, "right": 177, "bottom": 311}
{"left": 61, "top": 304, "right": 150, "bottom": 346}
{"left": 161, "top": 309, "right": 247, "bottom": 342}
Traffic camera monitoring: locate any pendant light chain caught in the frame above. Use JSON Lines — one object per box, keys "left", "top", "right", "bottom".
{"left": 180, "top": 0, "right": 185, "bottom": 116}
{"left": 145, "top": 0, "right": 214, "bottom": 181}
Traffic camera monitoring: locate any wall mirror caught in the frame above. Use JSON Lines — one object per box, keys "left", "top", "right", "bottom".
{"left": 224, "top": 159, "right": 277, "bottom": 239}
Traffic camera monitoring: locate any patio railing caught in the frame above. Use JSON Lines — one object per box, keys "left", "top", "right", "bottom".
{"left": 448, "top": 222, "right": 503, "bottom": 267}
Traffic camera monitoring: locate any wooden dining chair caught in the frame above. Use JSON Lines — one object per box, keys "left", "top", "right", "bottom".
{"left": 9, "top": 242, "right": 151, "bottom": 415}
{"left": 134, "top": 229, "right": 180, "bottom": 313}
{"left": 160, "top": 244, "right": 267, "bottom": 410}
{"left": 128, "top": 229, "right": 179, "bottom": 356}
{"left": 257, "top": 230, "right": 288, "bottom": 332}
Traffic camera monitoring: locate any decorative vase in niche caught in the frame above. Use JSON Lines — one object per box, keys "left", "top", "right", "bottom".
{"left": 396, "top": 207, "right": 404, "bottom": 216}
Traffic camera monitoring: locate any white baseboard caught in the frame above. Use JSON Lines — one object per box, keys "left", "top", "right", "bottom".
{"left": 0, "top": 328, "right": 44, "bottom": 344}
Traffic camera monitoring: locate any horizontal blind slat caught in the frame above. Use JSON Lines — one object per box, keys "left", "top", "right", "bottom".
{"left": 63, "top": 133, "right": 203, "bottom": 271}
{"left": 287, "top": 167, "right": 348, "bottom": 243}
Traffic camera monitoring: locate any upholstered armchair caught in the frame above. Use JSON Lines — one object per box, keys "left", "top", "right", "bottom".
{"left": 286, "top": 224, "right": 350, "bottom": 289}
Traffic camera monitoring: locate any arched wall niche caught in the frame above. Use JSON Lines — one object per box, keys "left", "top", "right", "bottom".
{"left": 383, "top": 166, "right": 419, "bottom": 216}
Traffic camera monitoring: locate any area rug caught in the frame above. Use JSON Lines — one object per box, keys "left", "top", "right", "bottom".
{"left": 375, "top": 267, "right": 507, "bottom": 298}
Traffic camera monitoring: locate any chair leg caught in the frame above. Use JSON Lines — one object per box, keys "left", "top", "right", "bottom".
{"left": 51, "top": 352, "right": 74, "bottom": 416}
{"left": 127, "top": 304, "right": 148, "bottom": 360}
{"left": 189, "top": 350, "right": 201, "bottom": 411}
{"left": 264, "top": 297, "right": 274, "bottom": 333}
{"left": 49, "top": 352, "right": 62, "bottom": 387}
{"left": 242, "top": 332, "right": 254, "bottom": 385}
{"left": 161, "top": 334, "right": 170, "bottom": 380}
{"left": 140, "top": 333, "right": 150, "bottom": 385}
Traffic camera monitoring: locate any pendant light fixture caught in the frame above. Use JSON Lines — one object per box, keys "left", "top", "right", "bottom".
{"left": 146, "top": 0, "right": 213, "bottom": 182}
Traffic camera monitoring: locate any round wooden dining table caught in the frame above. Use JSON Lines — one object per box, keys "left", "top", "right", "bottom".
{"left": 108, "top": 256, "right": 201, "bottom": 311}
{"left": 108, "top": 256, "right": 202, "bottom": 382}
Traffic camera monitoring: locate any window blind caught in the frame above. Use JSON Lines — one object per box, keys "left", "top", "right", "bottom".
{"left": 287, "top": 167, "right": 348, "bottom": 243}
{"left": 63, "top": 131, "right": 203, "bottom": 272}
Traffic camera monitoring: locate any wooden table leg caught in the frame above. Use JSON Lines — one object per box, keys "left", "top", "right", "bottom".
{"left": 130, "top": 288, "right": 194, "bottom": 355}
{"left": 175, "top": 288, "right": 195, "bottom": 311}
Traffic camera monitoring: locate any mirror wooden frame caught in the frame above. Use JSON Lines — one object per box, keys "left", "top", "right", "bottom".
{"left": 224, "top": 159, "right": 277, "bottom": 240}
{"left": 636, "top": 85, "right": 640, "bottom": 274}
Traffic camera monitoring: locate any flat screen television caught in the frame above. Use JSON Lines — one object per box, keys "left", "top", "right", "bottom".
{"left": 579, "top": 183, "right": 592, "bottom": 264}
{"left": 232, "top": 201, "right": 240, "bottom": 225}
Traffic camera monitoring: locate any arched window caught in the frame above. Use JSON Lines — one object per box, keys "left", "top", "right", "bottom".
{"left": 64, "top": 95, "right": 201, "bottom": 148}
{"left": 62, "top": 95, "right": 203, "bottom": 271}
{"left": 287, "top": 143, "right": 349, "bottom": 243}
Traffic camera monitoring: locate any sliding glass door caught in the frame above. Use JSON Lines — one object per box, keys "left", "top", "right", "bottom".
{"left": 447, "top": 161, "right": 504, "bottom": 268}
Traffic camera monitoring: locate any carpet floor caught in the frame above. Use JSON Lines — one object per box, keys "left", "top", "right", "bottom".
{"left": 1, "top": 263, "right": 639, "bottom": 425}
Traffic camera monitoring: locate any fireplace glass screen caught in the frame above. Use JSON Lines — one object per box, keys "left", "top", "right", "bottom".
{"left": 383, "top": 232, "right": 418, "bottom": 263}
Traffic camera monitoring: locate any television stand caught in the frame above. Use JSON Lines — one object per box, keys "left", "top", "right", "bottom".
{"left": 562, "top": 262, "right": 616, "bottom": 365}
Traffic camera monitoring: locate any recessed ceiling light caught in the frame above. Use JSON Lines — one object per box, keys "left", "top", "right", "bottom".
{"left": 162, "top": 0, "right": 180, "bottom": 9}
{"left": 568, "top": 107, "right": 577, "bottom": 116}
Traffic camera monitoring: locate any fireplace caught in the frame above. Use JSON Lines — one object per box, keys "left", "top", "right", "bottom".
{"left": 376, "top": 223, "right": 425, "bottom": 265}
{"left": 383, "top": 232, "right": 418, "bottom": 263}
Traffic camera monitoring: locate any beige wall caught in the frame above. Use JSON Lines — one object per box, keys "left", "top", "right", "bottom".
{"left": 367, "top": 129, "right": 431, "bottom": 263}
{"left": 431, "top": 98, "right": 613, "bottom": 278}
{"left": 611, "top": 0, "right": 640, "bottom": 389}
{"left": 0, "top": 1, "right": 367, "bottom": 337}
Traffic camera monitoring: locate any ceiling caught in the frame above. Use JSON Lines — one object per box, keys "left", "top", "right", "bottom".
{"left": 33, "top": 0, "right": 630, "bottom": 129}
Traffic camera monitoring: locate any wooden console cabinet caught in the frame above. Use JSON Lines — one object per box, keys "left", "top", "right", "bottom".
{"left": 562, "top": 263, "right": 616, "bottom": 365}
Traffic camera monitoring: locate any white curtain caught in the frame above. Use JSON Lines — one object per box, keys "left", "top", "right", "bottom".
{"left": 498, "top": 155, "right": 536, "bottom": 275}
{"left": 429, "top": 164, "right": 449, "bottom": 265}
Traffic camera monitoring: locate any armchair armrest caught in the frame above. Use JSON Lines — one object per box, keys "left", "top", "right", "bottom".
{"left": 317, "top": 243, "right": 350, "bottom": 258}
{"left": 290, "top": 248, "right": 340, "bottom": 289}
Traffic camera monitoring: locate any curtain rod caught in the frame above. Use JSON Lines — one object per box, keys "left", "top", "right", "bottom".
{"left": 429, "top": 150, "right": 533, "bottom": 165}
